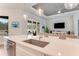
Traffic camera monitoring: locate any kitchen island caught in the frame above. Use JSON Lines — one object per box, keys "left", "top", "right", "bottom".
{"left": 4, "top": 35, "right": 79, "bottom": 56}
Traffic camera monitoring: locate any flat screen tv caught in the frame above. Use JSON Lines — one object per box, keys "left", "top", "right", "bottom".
{"left": 54, "top": 22, "right": 65, "bottom": 29}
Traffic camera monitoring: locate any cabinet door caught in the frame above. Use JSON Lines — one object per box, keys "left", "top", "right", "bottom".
{"left": 16, "top": 43, "right": 45, "bottom": 56}
{"left": 0, "top": 36, "right": 3, "bottom": 45}
{"left": 16, "top": 47, "right": 30, "bottom": 56}
{"left": 37, "top": 22, "right": 40, "bottom": 33}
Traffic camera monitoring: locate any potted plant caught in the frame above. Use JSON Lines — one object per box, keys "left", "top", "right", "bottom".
{"left": 44, "top": 26, "right": 49, "bottom": 33}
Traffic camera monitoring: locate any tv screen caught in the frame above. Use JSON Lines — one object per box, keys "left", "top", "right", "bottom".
{"left": 54, "top": 22, "right": 65, "bottom": 29}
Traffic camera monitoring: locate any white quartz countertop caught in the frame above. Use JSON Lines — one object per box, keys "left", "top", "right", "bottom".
{"left": 4, "top": 35, "right": 79, "bottom": 56}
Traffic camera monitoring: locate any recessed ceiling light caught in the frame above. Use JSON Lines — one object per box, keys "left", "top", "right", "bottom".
{"left": 37, "top": 7, "right": 43, "bottom": 15}
{"left": 23, "top": 14, "right": 28, "bottom": 19}
{"left": 57, "top": 9, "right": 61, "bottom": 14}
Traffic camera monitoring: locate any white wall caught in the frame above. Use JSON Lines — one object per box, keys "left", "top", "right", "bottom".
{"left": 22, "top": 11, "right": 46, "bottom": 34}
{"left": 47, "top": 14, "right": 74, "bottom": 33}
{"left": 0, "top": 8, "right": 23, "bottom": 35}
{"left": 47, "top": 10, "right": 79, "bottom": 36}
{"left": 0, "top": 8, "right": 46, "bottom": 35}
{"left": 73, "top": 12, "right": 79, "bottom": 36}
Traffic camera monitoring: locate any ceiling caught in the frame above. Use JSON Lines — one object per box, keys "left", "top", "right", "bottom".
{"left": 0, "top": 3, "right": 41, "bottom": 17}
{"left": 32, "top": 3, "right": 79, "bottom": 16}
{"left": 0, "top": 3, "right": 36, "bottom": 9}
{"left": 0, "top": 3, "right": 79, "bottom": 16}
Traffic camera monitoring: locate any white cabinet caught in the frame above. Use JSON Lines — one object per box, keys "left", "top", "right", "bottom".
{"left": 16, "top": 43, "right": 45, "bottom": 56}
{"left": 0, "top": 36, "right": 4, "bottom": 45}
{"left": 27, "top": 20, "right": 40, "bottom": 34}
{"left": 16, "top": 47, "right": 30, "bottom": 56}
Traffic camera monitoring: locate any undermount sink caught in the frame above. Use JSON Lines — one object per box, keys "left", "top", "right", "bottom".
{"left": 23, "top": 39, "right": 49, "bottom": 48}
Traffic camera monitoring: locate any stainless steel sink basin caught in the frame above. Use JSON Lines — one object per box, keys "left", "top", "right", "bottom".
{"left": 23, "top": 39, "right": 49, "bottom": 48}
